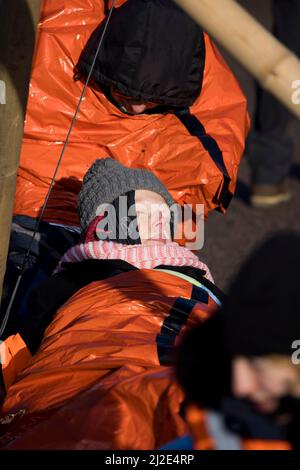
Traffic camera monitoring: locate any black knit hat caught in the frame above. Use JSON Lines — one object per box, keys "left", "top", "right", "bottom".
{"left": 78, "top": 158, "right": 176, "bottom": 234}
{"left": 221, "top": 232, "right": 300, "bottom": 357}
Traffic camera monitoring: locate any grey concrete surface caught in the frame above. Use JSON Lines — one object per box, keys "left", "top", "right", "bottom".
{"left": 200, "top": 0, "right": 300, "bottom": 290}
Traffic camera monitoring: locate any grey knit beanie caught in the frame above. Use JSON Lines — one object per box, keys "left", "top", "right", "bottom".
{"left": 78, "top": 158, "right": 175, "bottom": 233}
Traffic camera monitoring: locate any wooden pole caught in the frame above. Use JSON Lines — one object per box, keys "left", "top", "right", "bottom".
{"left": 0, "top": 0, "right": 41, "bottom": 304}
{"left": 174, "top": 0, "right": 300, "bottom": 119}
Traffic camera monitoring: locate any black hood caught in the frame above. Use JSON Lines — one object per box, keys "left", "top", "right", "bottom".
{"left": 77, "top": 0, "right": 206, "bottom": 108}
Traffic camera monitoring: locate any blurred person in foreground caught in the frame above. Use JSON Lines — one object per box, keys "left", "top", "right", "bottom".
{"left": 173, "top": 232, "right": 300, "bottom": 450}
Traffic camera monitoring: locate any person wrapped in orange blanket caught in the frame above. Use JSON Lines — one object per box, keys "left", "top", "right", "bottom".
{"left": 0, "top": 159, "right": 224, "bottom": 449}
{"left": 15, "top": 0, "right": 249, "bottom": 224}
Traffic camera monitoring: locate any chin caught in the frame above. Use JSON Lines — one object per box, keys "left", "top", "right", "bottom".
{"left": 254, "top": 400, "right": 278, "bottom": 414}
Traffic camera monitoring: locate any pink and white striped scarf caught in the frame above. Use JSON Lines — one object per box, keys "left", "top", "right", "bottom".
{"left": 54, "top": 240, "right": 213, "bottom": 282}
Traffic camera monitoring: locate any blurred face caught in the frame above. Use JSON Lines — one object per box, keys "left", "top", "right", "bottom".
{"left": 232, "top": 357, "right": 300, "bottom": 413}
{"left": 110, "top": 87, "right": 159, "bottom": 115}
{"left": 135, "top": 189, "right": 171, "bottom": 245}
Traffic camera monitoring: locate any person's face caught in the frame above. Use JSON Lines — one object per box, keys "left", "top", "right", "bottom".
{"left": 232, "top": 357, "right": 300, "bottom": 413}
{"left": 110, "top": 87, "right": 159, "bottom": 115}
{"left": 134, "top": 189, "right": 171, "bottom": 245}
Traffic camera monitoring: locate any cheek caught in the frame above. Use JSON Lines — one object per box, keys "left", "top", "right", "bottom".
{"left": 136, "top": 213, "right": 151, "bottom": 240}
{"left": 137, "top": 212, "right": 171, "bottom": 241}
{"left": 259, "top": 371, "right": 290, "bottom": 396}
{"left": 232, "top": 359, "right": 260, "bottom": 397}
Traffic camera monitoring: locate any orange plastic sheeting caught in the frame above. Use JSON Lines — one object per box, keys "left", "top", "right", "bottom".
{"left": 243, "top": 440, "right": 292, "bottom": 451}
{"left": 14, "top": 0, "right": 249, "bottom": 226}
{"left": 0, "top": 270, "right": 217, "bottom": 449}
{"left": 0, "top": 367, "right": 186, "bottom": 450}
{"left": 186, "top": 405, "right": 215, "bottom": 451}
{"left": 1, "top": 334, "right": 32, "bottom": 391}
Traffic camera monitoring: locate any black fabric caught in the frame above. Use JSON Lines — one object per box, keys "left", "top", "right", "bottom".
{"left": 0, "top": 216, "right": 81, "bottom": 338}
{"left": 194, "top": 272, "right": 226, "bottom": 305}
{"left": 221, "top": 232, "right": 300, "bottom": 357}
{"left": 247, "top": 0, "right": 300, "bottom": 184}
{"left": 222, "top": 396, "right": 287, "bottom": 441}
{"left": 176, "top": 312, "right": 232, "bottom": 410}
{"left": 175, "top": 109, "right": 233, "bottom": 210}
{"left": 17, "top": 259, "right": 138, "bottom": 354}
{"left": 223, "top": 395, "right": 300, "bottom": 448}
{"left": 191, "top": 285, "right": 209, "bottom": 304}
{"left": 156, "top": 264, "right": 205, "bottom": 279}
{"left": 175, "top": 110, "right": 230, "bottom": 178}
{"left": 77, "top": 0, "right": 205, "bottom": 108}
{"left": 0, "top": 368, "right": 4, "bottom": 399}
{"left": 157, "top": 297, "right": 197, "bottom": 366}
{"left": 275, "top": 395, "right": 300, "bottom": 450}
{"left": 214, "top": 174, "right": 233, "bottom": 212}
